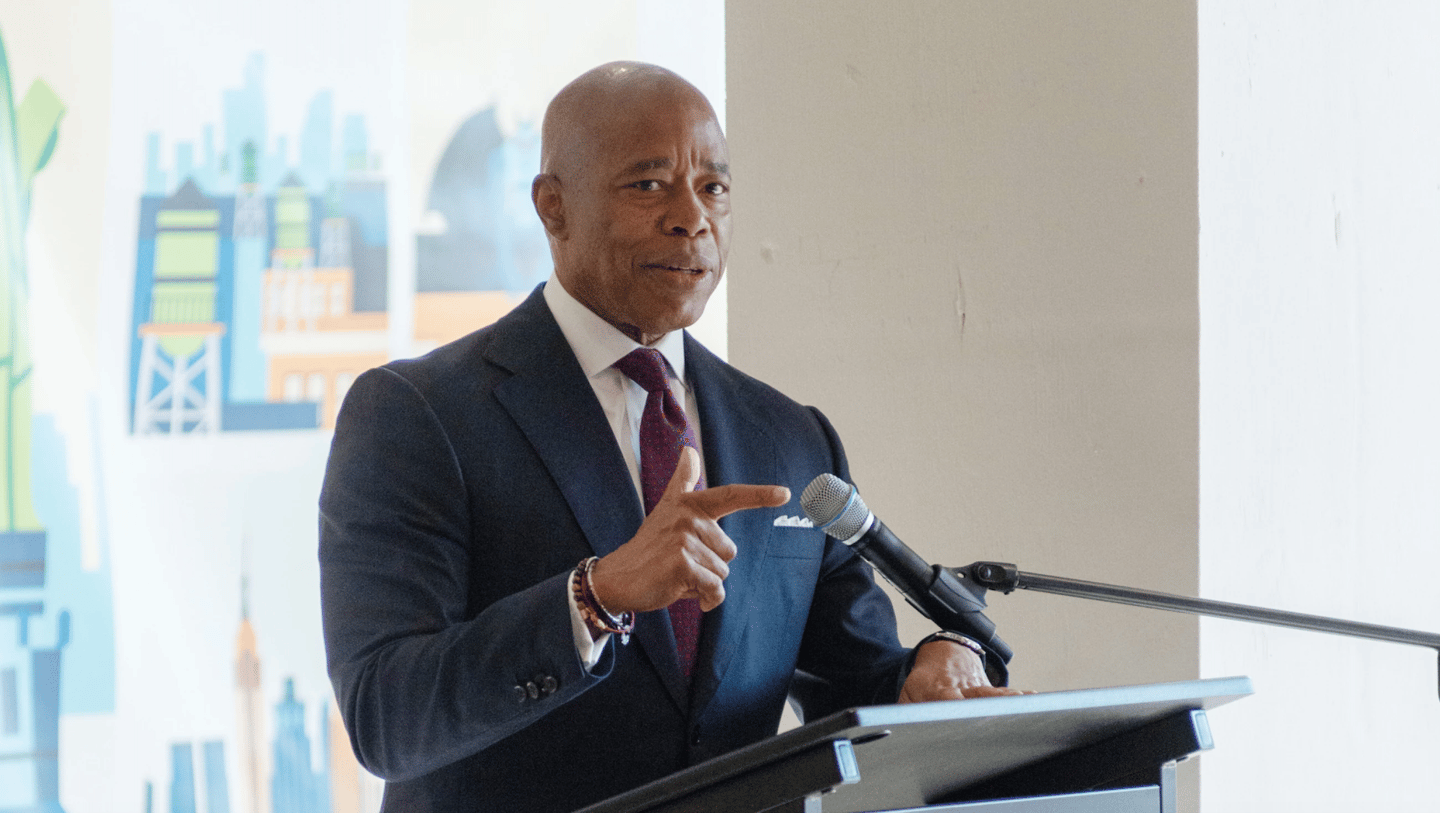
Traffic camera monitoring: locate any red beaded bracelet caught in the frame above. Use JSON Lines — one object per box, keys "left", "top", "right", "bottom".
{"left": 572, "top": 556, "right": 635, "bottom": 644}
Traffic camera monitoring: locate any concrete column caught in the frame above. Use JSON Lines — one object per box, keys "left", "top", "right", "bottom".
{"left": 726, "top": 0, "right": 1200, "bottom": 805}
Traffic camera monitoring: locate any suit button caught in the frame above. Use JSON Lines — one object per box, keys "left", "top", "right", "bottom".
{"left": 690, "top": 728, "right": 701, "bottom": 746}
{"left": 525, "top": 681, "right": 540, "bottom": 700}
{"left": 512, "top": 685, "right": 527, "bottom": 704}
{"left": 540, "top": 675, "right": 558, "bottom": 696}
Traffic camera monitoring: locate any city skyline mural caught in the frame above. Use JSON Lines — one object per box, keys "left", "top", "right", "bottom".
{"left": 0, "top": 0, "right": 725, "bottom": 809}
{"left": 114, "top": 46, "right": 398, "bottom": 813}
{"left": 129, "top": 54, "right": 392, "bottom": 434}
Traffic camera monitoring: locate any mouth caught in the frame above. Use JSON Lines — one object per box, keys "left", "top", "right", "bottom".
{"left": 640, "top": 263, "right": 709, "bottom": 275}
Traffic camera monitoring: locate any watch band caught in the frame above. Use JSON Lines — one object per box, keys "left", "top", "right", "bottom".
{"left": 919, "top": 630, "right": 986, "bottom": 660}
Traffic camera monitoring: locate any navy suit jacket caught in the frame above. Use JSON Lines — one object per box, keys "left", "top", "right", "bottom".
{"left": 320, "top": 286, "right": 910, "bottom": 811}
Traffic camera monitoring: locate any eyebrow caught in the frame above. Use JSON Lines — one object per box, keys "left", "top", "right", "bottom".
{"left": 623, "top": 157, "right": 730, "bottom": 177}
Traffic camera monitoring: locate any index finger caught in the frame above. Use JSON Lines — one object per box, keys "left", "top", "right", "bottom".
{"left": 687, "top": 483, "right": 791, "bottom": 519}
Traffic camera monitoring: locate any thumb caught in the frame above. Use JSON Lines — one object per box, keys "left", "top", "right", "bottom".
{"left": 662, "top": 446, "right": 704, "bottom": 499}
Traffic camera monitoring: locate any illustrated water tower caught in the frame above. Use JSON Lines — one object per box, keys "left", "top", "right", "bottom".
{"left": 133, "top": 178, "right": 228, "bottom": 434}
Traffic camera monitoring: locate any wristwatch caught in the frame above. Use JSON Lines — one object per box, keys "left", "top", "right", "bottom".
{"left": 919, "top": 630, "right": 986, "bottom": 661}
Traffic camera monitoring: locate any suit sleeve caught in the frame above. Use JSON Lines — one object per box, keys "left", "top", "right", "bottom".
{"left": 319, "top": 367, "right": 612, "bottom": 782}
{"left": 786, "top": 407, "right": 914, "bottom": 718}
{"left": 789, "top": 409, "right": 1011, "bottom": 715}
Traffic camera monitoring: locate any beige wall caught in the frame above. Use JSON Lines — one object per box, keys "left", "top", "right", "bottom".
{"left": 725, "top": 0, "right": 1201, "bottom": 803}
{"left": 726, "top": 0, "right": 1199, "bottom": 687}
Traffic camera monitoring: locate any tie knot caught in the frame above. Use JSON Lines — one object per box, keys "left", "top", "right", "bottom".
{"left": 614, "top": 348, "right": 672, "bottom": 394}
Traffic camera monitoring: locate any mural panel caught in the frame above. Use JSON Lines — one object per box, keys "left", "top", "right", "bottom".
{"left": 128, "top": 54, "right": 391, "bottom": 433}
{"left": 0, "top": 0, "right": 723, "bottom": 810}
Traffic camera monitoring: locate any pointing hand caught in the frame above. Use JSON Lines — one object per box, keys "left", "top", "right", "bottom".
{"left": 590, "top": 448, "right": 790, "bottom": 614}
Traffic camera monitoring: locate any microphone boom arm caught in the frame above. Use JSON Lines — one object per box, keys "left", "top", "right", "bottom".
{"left": 958, "top": 561, "right": 1440, "bottom": 700}
{"left": 844, "top": 518, "right": 1013, "bottom": 666}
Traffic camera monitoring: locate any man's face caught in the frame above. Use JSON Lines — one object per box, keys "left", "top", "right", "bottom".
{"left": 550, "top": 87, "right": 731, "bottom": 345}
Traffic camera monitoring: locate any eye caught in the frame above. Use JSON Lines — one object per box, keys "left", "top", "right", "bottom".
{"left": 702, "top": 182, "right": 728, "bottom": 195}
{"left": 631, "top": 180, "right": 662, "bottom": 192}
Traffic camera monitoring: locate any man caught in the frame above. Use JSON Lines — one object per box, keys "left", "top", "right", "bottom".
{"left": 320, "top": 62, "right": 1017, "bottom": 812}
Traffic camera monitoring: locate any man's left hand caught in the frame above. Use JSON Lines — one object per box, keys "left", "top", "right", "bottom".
{"left": 898, "top": 640, "right": 1031, "bottom": 703}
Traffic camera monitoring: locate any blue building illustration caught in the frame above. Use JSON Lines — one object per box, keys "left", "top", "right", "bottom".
{"left": 203, "top": 741, "right": 231, "bottom": 813}
{"left": 271, "top": 679, "right": 328, "bottom": 813}
{"left": 164, "top": 740, "right": 232, "bottom": 813}
{"left": 408, "top": 107, "right": 551, "bottom": 350}
{"left": 170, "top": 743, "right": 197, "bottom": 813}
{"left": 130, "top": 53, "right": 391, "bottom": 434}
{"left": 416, "top": 109, "right": 547, "bottom": 295}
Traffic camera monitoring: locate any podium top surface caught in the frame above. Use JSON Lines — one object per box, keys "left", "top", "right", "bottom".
{"left": 582, "top": 676, "right": 1253, "bottom": 813}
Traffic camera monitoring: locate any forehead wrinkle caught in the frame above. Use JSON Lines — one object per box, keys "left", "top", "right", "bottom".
{"left": 623, "top": 157, "right": 673, "bottom": 174}
{"left": 620, "top": 158, "right": 730, "bottom": 177}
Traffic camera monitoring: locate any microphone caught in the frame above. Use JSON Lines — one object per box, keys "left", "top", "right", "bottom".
{"left": 800, "top": 473, "right": 1013, "bottom": 664}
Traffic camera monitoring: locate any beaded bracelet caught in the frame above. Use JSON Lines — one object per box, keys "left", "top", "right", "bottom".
{"left": 572, "top": 556, "right": 635, "bottom": 644}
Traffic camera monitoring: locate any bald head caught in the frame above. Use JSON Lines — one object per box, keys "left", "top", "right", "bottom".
{"left": 541, "top": 62, "right": 722, "bottom": 181}
{"left": 531, "top": 62, "right": 731, "bottom": 346}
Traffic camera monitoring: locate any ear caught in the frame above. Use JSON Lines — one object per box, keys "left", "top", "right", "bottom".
{"left": 532, "top": 174, "right": 567, "bottom": 238}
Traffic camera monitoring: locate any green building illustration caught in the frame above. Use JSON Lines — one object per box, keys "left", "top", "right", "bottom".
{"left": 0, "top": 30, "right": 59, "bottom": 540}
{"left": 1, "top": 24, "right": 75, "bottom": 813}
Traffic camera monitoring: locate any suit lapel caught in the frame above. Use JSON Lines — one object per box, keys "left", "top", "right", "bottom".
{"left": 684, "top": 335, "right": 781, "bottom": 717}
{"left": 488, "top": 288, "right": 691, "bottom": 711}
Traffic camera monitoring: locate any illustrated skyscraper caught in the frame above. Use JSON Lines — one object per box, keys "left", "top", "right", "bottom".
{"left": 270, "top": 679, "right": 327, "bottom": 813}
{"left": 229, "top": 142, "right": 269, "bottom": 403}
{"left": 203, "top": 741, "right": 231, "bottom": 813}
{"left": 164, "top": 740, "right": 231, "bottom": 813}
{"left": 170, "top": 743, "right": 197, "bottom": 813}
{"left": 234, "top": 579, "right": 269, "bottom": 813}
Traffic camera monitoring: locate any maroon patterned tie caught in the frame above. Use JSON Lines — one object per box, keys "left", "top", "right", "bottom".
{"left": 613, "top": 348, "right": 705, "bottom": 677}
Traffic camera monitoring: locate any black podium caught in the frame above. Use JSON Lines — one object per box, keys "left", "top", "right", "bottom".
{"left": 580, "top": 676, "right": 1251, "bottom": 813}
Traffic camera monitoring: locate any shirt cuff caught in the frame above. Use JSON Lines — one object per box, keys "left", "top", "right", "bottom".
{"left": 568, "top": 584, "right": 610, "bottom": 670}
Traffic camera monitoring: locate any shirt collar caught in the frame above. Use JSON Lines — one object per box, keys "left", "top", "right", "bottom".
{"left": 543, "top": 273, "right": 687, "bottom": 383}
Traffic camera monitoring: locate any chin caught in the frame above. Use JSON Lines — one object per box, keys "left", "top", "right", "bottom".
{"left": 632, "top": 311, "right": 704, "bottom": 342}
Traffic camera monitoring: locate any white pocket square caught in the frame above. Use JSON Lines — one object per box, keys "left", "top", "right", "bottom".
{"left": 772, "top": 514, "right": 814, "bottom": 528}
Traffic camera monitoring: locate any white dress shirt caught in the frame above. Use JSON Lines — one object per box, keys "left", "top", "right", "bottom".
{"left": 541, "top": 274, "right": 705, "bottom": 669}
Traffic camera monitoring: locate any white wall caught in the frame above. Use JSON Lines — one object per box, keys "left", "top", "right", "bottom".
{"left": 1198, "top": 2, "right": 1440, "bottom": 810}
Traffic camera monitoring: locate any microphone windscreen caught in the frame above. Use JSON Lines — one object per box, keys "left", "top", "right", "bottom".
{"left": 800, "top": 474, "right": 871, "bottom": 539}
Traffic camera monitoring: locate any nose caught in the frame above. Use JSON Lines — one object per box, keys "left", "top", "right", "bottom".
{"left": 661, "top": 187, "right": 707, "bottom": 237}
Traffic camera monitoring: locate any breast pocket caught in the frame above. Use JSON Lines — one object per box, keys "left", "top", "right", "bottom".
{"left": 762, "top": 526, "right": 826, "bottom": 559}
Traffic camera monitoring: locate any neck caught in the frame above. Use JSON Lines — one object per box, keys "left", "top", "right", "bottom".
{"left": 614, "top": 322, "right": 667, "bottom": 347}
{"left": 551, "top": 273, "right": 669, "bottom": 346}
